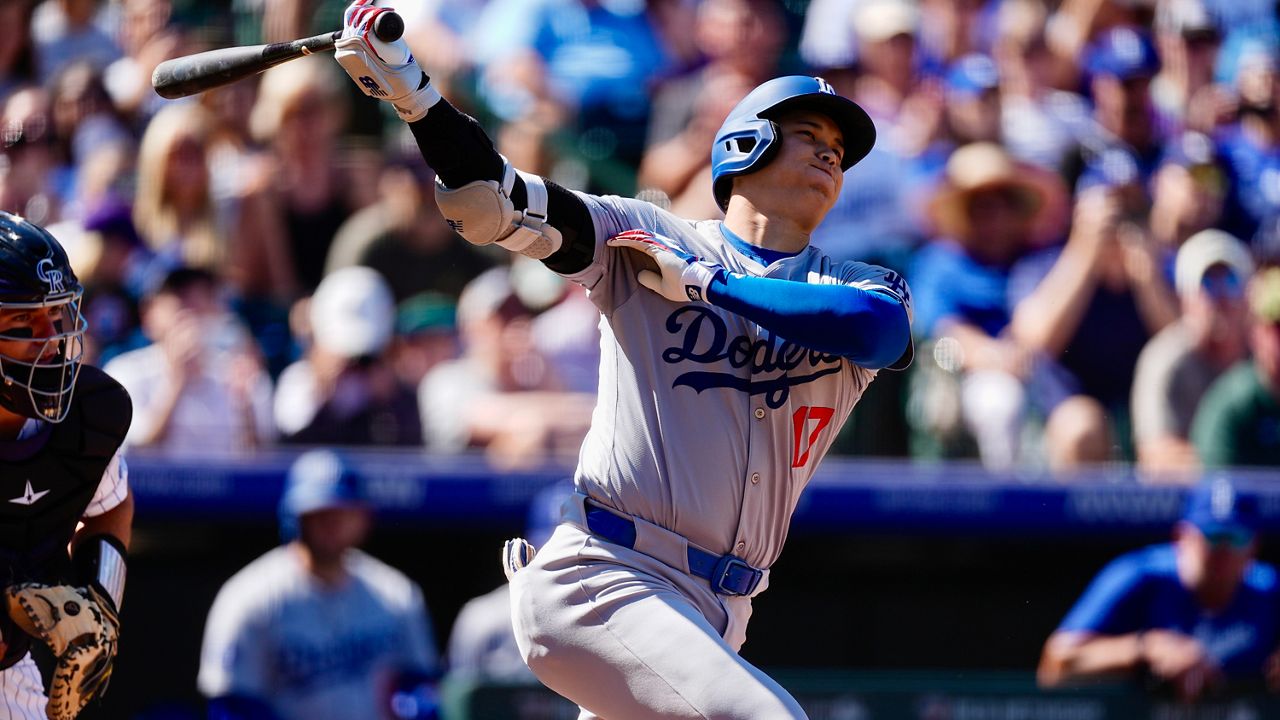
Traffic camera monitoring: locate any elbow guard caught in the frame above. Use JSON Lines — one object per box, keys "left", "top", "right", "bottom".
{"left": 434, "top": 157, "right": 564, "bottom": 260}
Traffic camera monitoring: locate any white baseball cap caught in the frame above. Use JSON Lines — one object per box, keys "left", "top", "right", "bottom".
{"left": 1174, "top": 229, "right": 1255, "bottom": 298}
{"left": 310, "top": 266, "right": 395, "bottom": 358}
{"left": 853, "top": 0, "right": 920, "bottom": 43}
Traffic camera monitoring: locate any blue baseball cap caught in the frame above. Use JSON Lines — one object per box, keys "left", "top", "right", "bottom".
{"left": 1183, "top": 477, "right": 1259, "bottom": 543}
{"left": 279, "top": 450, "right": 369, "bottom": 540}
{"left": 1075, "top": 147, "right": 1143, "bottom": 193}
{"left": 1085, "top": 27, "right": 1160, "bottom": 80}
{"left": 945, "top": 54, "right": 999, "bottom": 98}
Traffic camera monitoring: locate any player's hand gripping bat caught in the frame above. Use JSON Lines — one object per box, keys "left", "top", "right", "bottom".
{"left": 151, "top": 11, "right": 404, "bottom": 99}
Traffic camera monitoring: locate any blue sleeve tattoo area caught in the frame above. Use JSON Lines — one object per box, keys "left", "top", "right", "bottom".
{"left": 706, "top": 273, "right": 911, "bottom": 368}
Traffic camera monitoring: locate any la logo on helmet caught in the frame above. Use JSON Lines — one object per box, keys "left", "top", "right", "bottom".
{"left": 35, "top": 258, "right": 65, "bottom": 294}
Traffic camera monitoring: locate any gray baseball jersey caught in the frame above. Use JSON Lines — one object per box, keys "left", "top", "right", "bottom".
{"left": 565, "top": 193, "right": 912, "bottom": 566}
{"left": 509, "top": 194, "right": 912, "bottom": 720}
{"left": 198, "top": 546, "right": 437, "bottom": 720}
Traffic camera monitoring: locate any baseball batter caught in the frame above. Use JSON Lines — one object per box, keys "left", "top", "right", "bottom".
{"left": 336, "top": 3, "right": 913, "bottom": 717}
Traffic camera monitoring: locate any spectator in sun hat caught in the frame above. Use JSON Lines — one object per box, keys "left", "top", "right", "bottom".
{"left": 910, "top": 142, "right": 1071, "bottom": 470}
{"left": 273, "top": 266, "right": 422, "bottom": 446}
{"left": 1040, "top": 475, "right": 1280, "bottom": 701}
{"left": 1131, "top": 230, "right": 1255, "bottom": 474}
{"left": 1192, "top": 267, "right": 1280, "bottom": 467}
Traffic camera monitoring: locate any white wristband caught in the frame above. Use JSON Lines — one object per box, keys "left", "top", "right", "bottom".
{"left": 681, "top": 261, "right": 721, "bottom": 303}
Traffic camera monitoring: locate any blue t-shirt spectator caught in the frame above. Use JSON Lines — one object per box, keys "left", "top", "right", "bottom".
{"left": 1059, "top": 544, "right": 1280, "bottom": 680}
{"left": 1216, "top": 125, "right": 1280, "bottom": 242}
{"left": 910, "top": 240, "right": 1015, "bottom": 339}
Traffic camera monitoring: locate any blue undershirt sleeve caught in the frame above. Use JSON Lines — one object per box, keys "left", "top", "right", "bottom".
{"left": 705, "top": 272, "right": 911, "bottom": 368}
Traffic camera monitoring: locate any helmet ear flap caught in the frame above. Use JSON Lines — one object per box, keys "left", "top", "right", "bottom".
{"left": 711, "top": 118, "right": 781, "bottom": 210}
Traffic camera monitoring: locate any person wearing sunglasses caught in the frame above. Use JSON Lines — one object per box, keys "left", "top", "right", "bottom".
{"left": 1038, "top": 477, "right": 1280, "bottom": 702}
{"left": 1131, "top": 229, "right": 1254, "bottom": 474}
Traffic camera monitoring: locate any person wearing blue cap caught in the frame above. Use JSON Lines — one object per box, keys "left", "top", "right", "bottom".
{"left": 1039, "top": 477, "right": 1280, "bottom": 701}
{"left": 198, "top": 450, "right": 438, "bottom": 720}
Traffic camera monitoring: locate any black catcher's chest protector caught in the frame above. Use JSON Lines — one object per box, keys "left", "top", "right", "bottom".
{"left": 0, "top": 366, "right": 130, "bottom": 586}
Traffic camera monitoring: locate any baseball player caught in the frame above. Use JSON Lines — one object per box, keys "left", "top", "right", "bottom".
{"left": 0, "top": 212, "right": 133, "bottom": 720}
{"left": 335, "top": 3, "right": 913, "bottom": 717}
{"left": 197, "top": 449, "right": 438, "bottom": 720}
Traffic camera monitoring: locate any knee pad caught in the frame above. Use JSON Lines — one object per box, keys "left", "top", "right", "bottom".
{"left": 434, "top": 158, "right": 564, "bottom": 260}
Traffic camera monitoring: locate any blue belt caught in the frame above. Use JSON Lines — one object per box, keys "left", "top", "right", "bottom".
{"left": 583, "top": 499, "right": 764, "bottom": 597}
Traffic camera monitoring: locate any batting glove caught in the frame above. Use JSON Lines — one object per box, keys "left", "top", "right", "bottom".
{"left": 334, "top": 1, "right": 440, "bottom": 122}
{"left": 607, "top": 230, "right": 723, "bottom": 303}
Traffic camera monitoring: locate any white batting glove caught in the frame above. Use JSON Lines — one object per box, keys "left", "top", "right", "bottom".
{"left": 607, "top": 230, "right": 723, "bottom": 303}
{"left": 333, "top": 1, "right": 440, "bottom": 121}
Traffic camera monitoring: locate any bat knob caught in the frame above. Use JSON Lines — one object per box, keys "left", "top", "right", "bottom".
{"left": 372, "top": 12, "right": 404, "bottom": 43}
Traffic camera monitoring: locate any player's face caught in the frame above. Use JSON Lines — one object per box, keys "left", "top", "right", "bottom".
{"left": 299, "top": 506, "right": 372, "bottom": 562}
{"left": 737, "top": 110, "right": 845, "bottom": 224}
{"left": 1176, "top": 522, "right": 1254, "bottom": 606}
{"left": 0, "top": 305, "right": 66, "bottom": 363}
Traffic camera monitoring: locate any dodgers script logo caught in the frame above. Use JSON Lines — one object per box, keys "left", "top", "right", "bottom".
{"left": 36, "top": 258, "right": 65, "bottom": 294}
{"left": 662, "top": 306, "right": 842, "bottom": 409}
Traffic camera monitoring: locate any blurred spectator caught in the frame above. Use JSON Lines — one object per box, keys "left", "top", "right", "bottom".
{"left": 419, "top": 266, "right": 594, "bottom": 467}
{"left": 31, "top": 0, "right": 121, "bottom": 85}
{"left": 387, "top": 292, "right": 459, "bottom": 392}
{"left": 244, "top": 60, "right": 360, "bottom": 298}
{"left": 472, "top": 0, "right": 677, "bottom": 190}
{"left": 103, "top": 266, "right": 273, "bottom": 453}
{"left": 325, "top": 147, "right": 494, "bottom": 303}
{"left": 1, "top": 86, "right": 58, "bottom": 223}
{"left": 1148, "top": 131, "right": 1226, "bottom": 250}
{"left": 1074, "top": 27, "right": 1165, "bottom": 191}
{"left": 1039, "top": 477, "right": 1280, "bottom": 701}
{"left": 274, "top": 266, "right": 421, "bottom": 446}
{"left": 47, "top": 59, "right": 129, "bottom": 207}
{"left": 995, "top": 0, "right": 1090, "bottom": 174}
{"left": 911, "top": 143, "right": 1068, "bottom": 469}
{"left": 132, "top": 102, "right": 224, "bottom": 273}
{"left": 1214, "top": 25, "right": 1280, "bottom": 242}
{"left": 103, "top": 0, "right": 182, "bottom": 121}
{"left": 0, "top": 0, "right": 38, "bottom": 102}
{"left": 1191, "top": 267, "right": 1280, "bottom": 467}
{"left": 1151, "top": 0, "right": 1225, "bottom": 135}
{"left": 444, "top": 481, "right": 570, "bottom": 683}
{"left": 1008, "top": 175, "right": 1180, "bottom": 467}
{"left": 1131, "top": 230, "right": 1255, "bottom": 475}
{"left": 74, "top": 199, "right": 150, "bottom": 363}
{"left": 199, "top": 449, "right": 439, "bottom": 720}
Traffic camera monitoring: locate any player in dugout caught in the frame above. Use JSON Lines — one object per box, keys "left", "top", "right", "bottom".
{"left": 1039, "top": 476, "right": 1280, "bottom": 702}
{"left": 333, "top": 1, "right": 913, "bottom": 718}
{"left": 0, "top": 211, "right": 133, "bottom": 720}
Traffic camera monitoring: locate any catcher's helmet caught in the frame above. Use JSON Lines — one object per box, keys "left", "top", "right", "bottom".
{"left": 710, "top": 76, "right": 876, "bottom": 210}
{"left": 279, "top": 449, "right": 369, "bottom": 541}
{"left": 0, "top": 212, "right": 85, "bottom": 423}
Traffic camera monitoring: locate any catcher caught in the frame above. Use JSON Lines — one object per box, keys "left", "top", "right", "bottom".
{"left": 0, "top": 212, "right": 132, "bottom": 720}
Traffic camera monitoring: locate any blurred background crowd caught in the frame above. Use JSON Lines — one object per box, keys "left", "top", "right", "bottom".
{"left": 1, "top": 0, "right": 1277, "bottom": 477}
{"left": 4, "top": 0, "right": 1280, "bottom": 717}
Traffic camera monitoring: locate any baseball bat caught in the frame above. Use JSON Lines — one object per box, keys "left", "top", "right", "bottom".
{"left": 151, "top": 11, "right": 405, "bottom": 100}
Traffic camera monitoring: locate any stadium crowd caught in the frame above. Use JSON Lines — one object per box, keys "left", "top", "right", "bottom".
{"left": 1, "top": 0, "right": 1277, "bottom": 475}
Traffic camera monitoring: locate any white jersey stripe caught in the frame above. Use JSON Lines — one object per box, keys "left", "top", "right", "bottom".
{"left": 83, "top": 451, "right": 128, "bottom": 518}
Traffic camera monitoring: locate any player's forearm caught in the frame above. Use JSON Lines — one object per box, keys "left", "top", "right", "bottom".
{"left": 707, "top": 274, "right": 910, "bottom": 368}
{"left": 1038, "top": 632, "right": 1145, "bottom": 687}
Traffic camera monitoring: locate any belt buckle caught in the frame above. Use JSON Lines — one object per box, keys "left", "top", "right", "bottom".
{"left": 710, "top": 555, "right": 762, "bottom": 596}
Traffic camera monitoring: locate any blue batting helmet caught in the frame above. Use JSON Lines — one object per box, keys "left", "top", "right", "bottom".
{"left": 279, "top": 449, "right": 369, "bottom": 541}
{"left": 710, "top": 76, "right": 876, "bottom": 210}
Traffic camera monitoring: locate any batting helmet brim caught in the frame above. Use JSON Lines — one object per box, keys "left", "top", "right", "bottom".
{"left": 758, "top": 93, "right": 876, "bottom": 172}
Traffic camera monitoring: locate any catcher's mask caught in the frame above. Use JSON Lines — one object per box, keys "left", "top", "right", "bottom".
{"left": 710, "top": 75, "right": 876, "bottom": 211}
{"left": 0, "top": 212, "right": 86, "bottom": 423}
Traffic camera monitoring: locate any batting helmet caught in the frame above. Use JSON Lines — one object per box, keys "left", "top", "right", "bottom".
{"left": 0, "top": 212, "right": 86, "bottom": 423}
{"left": 710, "top": 76, "right": 876, "bottom": 211}
{"left": 279, "top": 450, "right": 369, "bottom": 541}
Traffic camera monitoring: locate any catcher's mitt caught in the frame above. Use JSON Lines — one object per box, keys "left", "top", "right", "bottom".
{"left": 6, "top": 584, "right": 119, "bottom": 720}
